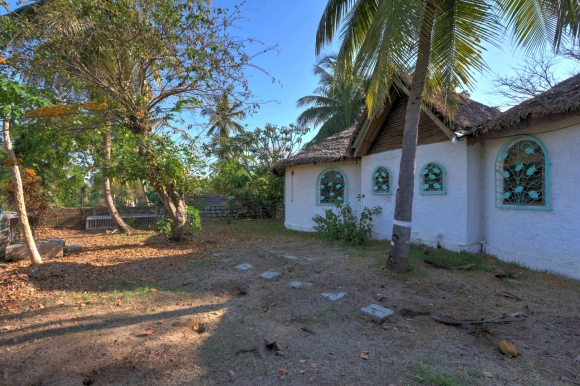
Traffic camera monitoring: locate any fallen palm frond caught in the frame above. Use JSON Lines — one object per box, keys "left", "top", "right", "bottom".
{"left": 423, "top": 259, "right": 474, "bottom": 270}
{"left": 432, "top": 312, "right": 529, "bottom": 326}
{"left": 496, "top": 291, "right": 522, "bottom": 301}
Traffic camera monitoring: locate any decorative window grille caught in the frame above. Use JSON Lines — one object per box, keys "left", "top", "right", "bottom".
{"left": 372, "top": 166, "right": 391, "bottom": 194}
{"left": 318, "top": 168, "right": 346, "bottom": 205}
{"left": 420, "top": 162, "right": 446, "bottom": 194}
{"left": 496, "top": 135, "right": 550, "bottom": 209}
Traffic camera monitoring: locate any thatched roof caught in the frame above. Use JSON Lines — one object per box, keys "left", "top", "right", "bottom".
{"left": 430, "top": 93, "right": 500, "bottom": 131}
{"left": 271, "top": 126, "right": 356, "bottom": 177}
{"left": 347, "top": 90, "right": 499, "bottom": 155}
{"left": 476, "top": 73, "right": 580, "bottom": 133}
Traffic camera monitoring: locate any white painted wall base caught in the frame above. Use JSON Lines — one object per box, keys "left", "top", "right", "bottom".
{"left": 484, "top": 243, "right": 580, "bottom": 280}
{"left": 284, "top": 223, "right": 316, "bottom": 233}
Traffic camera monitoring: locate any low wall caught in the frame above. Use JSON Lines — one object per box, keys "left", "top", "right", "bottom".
{"left": 37, "top": 196, "right": 282, "bottom": 230}
{"left": 40, "top": 207, "right": 165, "bottom": 229}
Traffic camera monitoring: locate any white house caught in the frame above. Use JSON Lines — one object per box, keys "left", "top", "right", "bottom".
{"left": 272, "top": 74, "right": 580, "bottom": 280}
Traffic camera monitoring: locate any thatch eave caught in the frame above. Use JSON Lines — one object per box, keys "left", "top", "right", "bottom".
{"left": 475, "top": 73, "right": 580, "bottom": 134}
{"left": 270, "top": 126, "right": 356, "bottom": 177}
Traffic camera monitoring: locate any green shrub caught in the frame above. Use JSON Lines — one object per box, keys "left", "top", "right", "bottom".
{"left": 186, "top": 206, "right": 202, "bottom": 235}
{"left": 312, "top": 200, "right": 382, "bottom": 245}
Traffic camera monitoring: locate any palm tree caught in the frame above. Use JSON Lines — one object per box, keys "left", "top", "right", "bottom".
{"left": 317, "top": 0, "right": 578, "bottom": 273}
{"left": 201, "top": 94, "right": 246, "bottom": 139}
{"left": 297, "top": 54, "right": 365, "bottom": 144}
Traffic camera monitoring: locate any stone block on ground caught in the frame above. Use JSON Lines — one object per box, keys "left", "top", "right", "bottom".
{"left": 282, "top": 254, "right": 297, "bottom": 260}
{"left": 290, "top": 281, "right": 302, "bottom": 289}
{"left": 234, "top": 263, "right": 253, "bottom": 271}
{"left": 322, "top": 292, "right": 346, "bottom": 301}
{"left": 6, "top": 240, "right": 63, "bottom": 261}
{"left": 50, "top": 238, "right": 66, "bottom": 247}
{"left": 63, "top": 245, "right": 82, "bottom": 255}
{"left": 360, "top": 304, "right": 394, "bottom": 323}
{"left": 260, "top": 271, "right": 280, "bottom": 279}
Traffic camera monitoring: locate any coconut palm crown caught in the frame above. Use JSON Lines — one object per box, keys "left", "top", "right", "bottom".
{"left": 201, "top": 94, "right": 246, "bottom": 139}
{"left": 297, "top": 54, "right": 365, "bottom": 144}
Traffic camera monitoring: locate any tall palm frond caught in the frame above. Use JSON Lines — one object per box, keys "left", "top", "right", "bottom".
{"left": 297, "top": 53, "right": 365, "bottom": 144}
{"left": 201, "top": 94, "right": 246, "bottom": 138}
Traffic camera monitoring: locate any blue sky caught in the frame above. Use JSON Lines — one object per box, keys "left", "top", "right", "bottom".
{"left": 213, "top": 0, "right": 577, "bottom": 142}
{"left": 6, "top": 0, "right": 578, "bottom": 143}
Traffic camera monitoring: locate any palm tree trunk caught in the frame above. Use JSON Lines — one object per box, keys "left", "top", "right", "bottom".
{"left": 386, "top": 1, "right": 437, "bottom": 273}
{"left": 2, "top": 118, "right": 42, "bottom": 265}
{"left": 102, "top": 126, "right": 135, "bottom": 234}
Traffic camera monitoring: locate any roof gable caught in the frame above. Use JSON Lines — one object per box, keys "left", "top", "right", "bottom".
{"left": 366, "top": 94, "right": 451, "bottom": 155}
{"left": 348, "top": 86, "right": 499, "bottom": 157}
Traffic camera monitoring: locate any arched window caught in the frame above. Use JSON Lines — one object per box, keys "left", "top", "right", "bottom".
{"left": 318, "top": 168, "right": 346, "bottom": 205}
{"left": 420, "top": 162, "right": 446, "bottom": 194}
{"left": 372, "top": 166, "right": 391, "bottom": 194}
{"left": 496, "top": 135, "right": 550, "bottom": 209}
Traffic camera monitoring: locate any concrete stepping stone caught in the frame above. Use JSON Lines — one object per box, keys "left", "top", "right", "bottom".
{"left": 290, "top": 281, "right": 302, "bottom": 289}
{"left": 322, "top": 292, "right": 345, "bottom": 301}
{"left": 360, "top": 304, "right": 394, "bottom": 323}
{"left": 260, "top": 271, "right": 280, "bottom": 279}
{"left": 234, "top": 263, "right": 253, "bottom": 271}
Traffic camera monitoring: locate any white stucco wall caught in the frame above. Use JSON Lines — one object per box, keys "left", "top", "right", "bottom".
{"left": 359, "top": 140, "right": 482, "bottom": 252}
{"left": 284, "top": 160, "right": 361, "bottom": 232}
{"left": 481, "top": 125, "right": 580, "bottom": 280}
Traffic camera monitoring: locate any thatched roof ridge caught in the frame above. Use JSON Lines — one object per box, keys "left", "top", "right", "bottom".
{"left": 346, "top": 89, "right": 499, "bottom": 155}
{"left": 476, "top": 73, "right": 580, "bottom": 133}
{"left": 431, "top": 93, "right": 500, "bottom": 131}
{"left": 271, "top": 126, "right": 356, "bottom": 177}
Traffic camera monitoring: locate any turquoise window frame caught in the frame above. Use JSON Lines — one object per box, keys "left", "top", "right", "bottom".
{"left": 316, "top": 167, "right": 347, "bottom": 206}
{"left": 371, "top": 166, "right": 392, "bottom": 195}
{"left": 495, "top": 135, "right": 551, "bottom": 211}
{"left": 419, "top": 162, "right": 446, "bottom": 195}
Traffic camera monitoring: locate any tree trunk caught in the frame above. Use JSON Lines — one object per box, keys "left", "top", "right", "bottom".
{"left": 79, "top": 186, "right": 85, "bottom": 207}
{"left": 154, "top": 186, "right": 188, "bottom": 240}
{"left": 2, "top": 118, "right": 42, "bottom": 265}
{"left": 141, "top": 181, "right": 152, "bottom": 206}
{"left": 135, "top": 132, "right": 188, "bottom": 240}
{"left": 102, "top": 127, "right": 136, "bottom": 234}
{"left": 386, "top": 1, "right": 436, "bottom": 273}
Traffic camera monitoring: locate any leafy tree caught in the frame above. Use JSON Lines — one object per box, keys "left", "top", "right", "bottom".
{"left": 316, "top": 0, "right": 578, "bottom": 272}
{"left": 5, "top": 0, "right": 270, "bottom": 240}
{"left": 203, "top": 124, "right": 308, "bottom": 217}
{"left": 297, "top": 54, "right": 365, "bottom": 144}
{"left": 0, "top": 75, "right": 52, "bottom": 265}
{"left": 201, "top": 93, "right": 246, "bottom": 139}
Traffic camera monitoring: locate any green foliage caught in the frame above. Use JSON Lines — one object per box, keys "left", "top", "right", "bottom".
{"left": 114, "top": 128, "right": 207, "bottom": 198}
{"left": 186, "top": 206, "right": 202, "bottom": 235}
{"left": 312, "top": 201, "right": 382, "bottom": 245}
{"left": 0, "top": 76, "right": 53, "bottom": 120}
{"left": 297, "top": 54, "right": 365, "bottom": 144}
{"left": 316, "top": 0, "right": 574, "bottom": 117}
{"left": 155, "top": 216, "right": 173, "bottom": 241}
{"left": 201, "top": 93, "right": 246, "bottom": 138}
{"left": 203, "top": 124, "right": 308, "bottom": 217}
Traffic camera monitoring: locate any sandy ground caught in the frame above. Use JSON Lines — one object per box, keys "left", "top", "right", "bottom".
{"left": 0, "top": 219, "right": 579, "bottom": 386}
